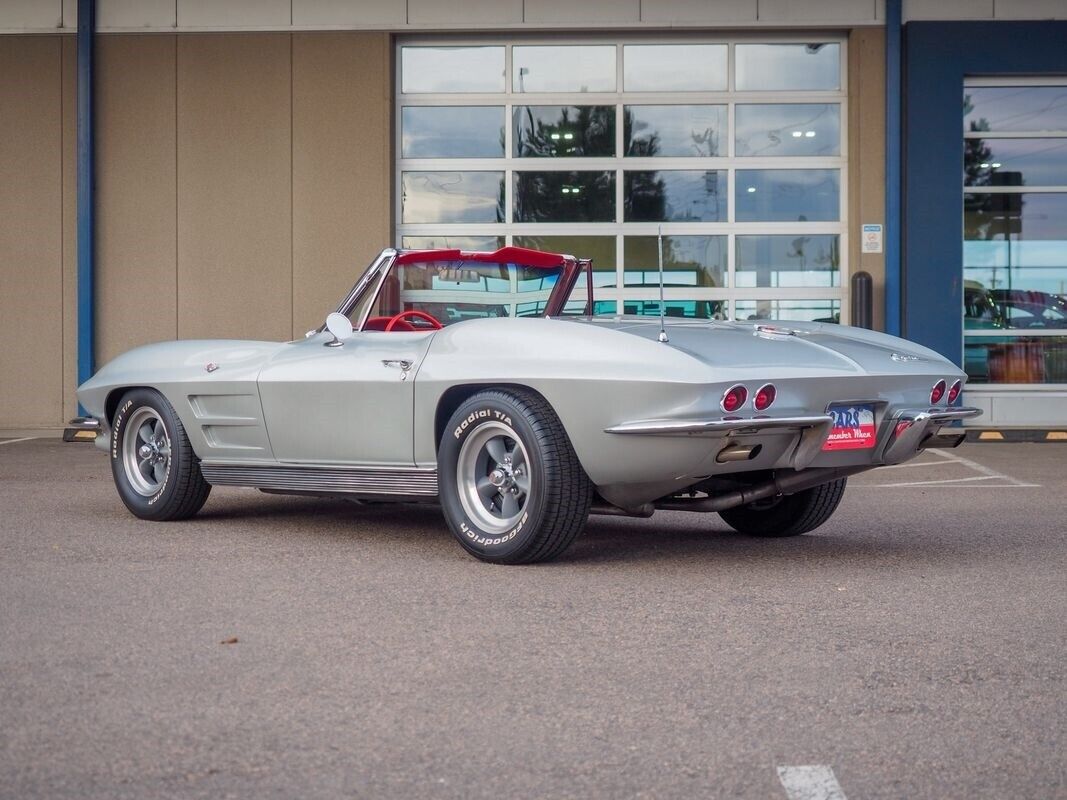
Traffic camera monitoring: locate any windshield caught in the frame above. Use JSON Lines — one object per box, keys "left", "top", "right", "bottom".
{"left": 360, "top": 260, "right": 565, "bottom": 330}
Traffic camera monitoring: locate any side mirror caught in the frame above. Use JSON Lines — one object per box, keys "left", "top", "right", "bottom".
{"left": 324, "top": 312, "right": 354, "bottom": 347}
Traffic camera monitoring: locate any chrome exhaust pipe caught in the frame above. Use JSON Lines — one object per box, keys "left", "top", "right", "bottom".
{"left": 655, "top": 466, "right": 870, "bottom": 514}
{"left": 921, "top": 432, "right": 967, "bottom": 450}
{"left": 716, "top": 443, "right": 762, "bottom": 463}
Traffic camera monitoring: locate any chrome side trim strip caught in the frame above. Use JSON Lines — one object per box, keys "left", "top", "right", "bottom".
{"left": 880, "top": 406, "right": 982, "bottom": 464}
{"left": 605, "top": 414, "right": 834, "bottom": 437}
{"left": 200, "top": 463, "right": 438, "bottom": 496}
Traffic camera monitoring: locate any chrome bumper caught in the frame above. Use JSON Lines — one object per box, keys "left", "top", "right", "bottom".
{"left": 880, "top": 406, "right": 982, "bottom": 464}
{"left": 605, "top": 414, "right": 834, "bottom": 469}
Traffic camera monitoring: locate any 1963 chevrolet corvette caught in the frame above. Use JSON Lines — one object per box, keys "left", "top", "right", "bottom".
{"left": 77, "top": 246, "right": 981, "bottom": 563}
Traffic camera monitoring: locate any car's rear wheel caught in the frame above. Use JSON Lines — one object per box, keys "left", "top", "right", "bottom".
{"left": 438, "top": 389, "right": 592, "bottom": 564}
{"left": 110, "top": 388, "right": 210, "bottom": 521}
{"left": 717, "top": 478, "right": 847, "bottom": 537}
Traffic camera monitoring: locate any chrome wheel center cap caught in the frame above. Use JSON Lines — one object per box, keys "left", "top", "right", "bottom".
{"left": 138, "top": 444, "right": 153, "bottom": 460}
{"left": 489, "top": 468, "right": 510, "bottom": 488}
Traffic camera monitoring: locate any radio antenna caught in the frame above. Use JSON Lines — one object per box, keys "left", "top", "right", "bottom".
{"left": 657, "top": 224, "right": 669, "bottom": 343}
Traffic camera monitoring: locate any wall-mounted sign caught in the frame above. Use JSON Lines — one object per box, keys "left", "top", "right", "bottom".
{"left": 861, "top": 223, "right": 883, "bottom": 254}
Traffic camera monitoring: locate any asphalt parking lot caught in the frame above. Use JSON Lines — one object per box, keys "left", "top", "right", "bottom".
{"left": 1, "top": 438, "right": 1064, "bottom": 799}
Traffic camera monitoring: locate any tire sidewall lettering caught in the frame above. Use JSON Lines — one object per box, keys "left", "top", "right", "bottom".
{"left": 453, "top": 408, "right": 513, "bottom": 440}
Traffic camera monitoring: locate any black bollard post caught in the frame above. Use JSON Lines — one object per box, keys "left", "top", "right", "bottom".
{"left": 851, "top": 271, "right": 873, "bottom": 329}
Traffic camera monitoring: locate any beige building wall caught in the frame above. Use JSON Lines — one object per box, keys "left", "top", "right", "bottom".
{"left": 1, "top": 31, "right": 391, "bottom": 433}
{"left": 0, "top": 35, "right": 76, "bottom": 432}
{"left": 848, "top": 26, "right": 887, "bottom": 332}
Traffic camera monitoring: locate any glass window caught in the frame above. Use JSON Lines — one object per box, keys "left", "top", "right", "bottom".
{"left": 401, "top": 236, "right": 505, "bottom": 251}
{"left": 514, "top": 235, "right": 617, "bottom": 287}
{"left": 623, "top": 236, "right": 725, "bottom": 288}
{"left": 736, "top": 235, "right": 840, "bottom": 288}
{"left": 401, "top": 107, "right": 505, "bottom": 158}
{"left": 624, "top": 105, "right": 726, "bottom": 157}
{"left": 367, "top": 260, "right": 563, "bottom": 327}
{"left": 964, "top": 87, "right": 1067, "bottom": 133}
{"left": 624, "top": 170, "right": 727, "bottom": 222}
{"left": 513, "top": 46, "right": 616, "bottom": 93}
{"left": 401, "top": 47, "right": 505, "bottom": 93}
{"left": 735, "top": 44, "right": 840, "bottom": 91}
{"left": 964, "top": 138, "right": 1067, "bottom": 187}
{"left": 734, "top": 299, "right": 840, "bottom": 323}
{"left": 401, "top": 172, "right": 504, "bottom": 224}
{"left": 623, "top": 44, "right": 727, "bottom": 92}
{"left": 735, "top": 169, "right": 839, "bottom": 222}
{"left": 735, "top": 104, "right": 841, "bottom": 157}
{"left": 624, "top": 299, "right": 724, "bottom": 320}
{"left": 514, "top": 106, "right": 615, "bottom": 158}
{"left": 513, "top": 171, "right": 616, "bottom": 223}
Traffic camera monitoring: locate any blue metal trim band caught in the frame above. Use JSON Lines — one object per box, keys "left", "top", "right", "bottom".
{"left": 76, "top": 0, "right": 96, "bottom": 407}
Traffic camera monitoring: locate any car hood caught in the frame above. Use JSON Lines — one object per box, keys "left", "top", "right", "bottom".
{"left": 570, "top": 316, "right": 962, "bottom": 377}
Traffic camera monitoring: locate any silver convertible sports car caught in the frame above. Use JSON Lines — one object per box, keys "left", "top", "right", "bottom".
{"left": 78, "top": 246, "right": 981, "bottom": 563}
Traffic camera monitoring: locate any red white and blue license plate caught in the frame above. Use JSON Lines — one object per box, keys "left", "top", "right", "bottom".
{"left": 822, "top": 404, "right": 877, "bottom": 451}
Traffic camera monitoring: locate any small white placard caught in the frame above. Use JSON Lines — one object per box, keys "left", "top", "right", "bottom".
{"left": 861, "top": 223, "right": 883, "bottom": 254}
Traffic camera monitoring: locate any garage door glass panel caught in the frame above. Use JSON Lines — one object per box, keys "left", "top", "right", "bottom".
{"left": 513, "top": 46, "right": 616, "bottom": 93}
{"left": 965, "top": 86, "right": 1067, "bottom": 132}
{"left": 401, "top": 46, "right": 505, "bottom": 93}
{"left": 736, "top": 234, "right": 840, "bottom": 288}
{"left": 624, "top": 170, "right": 727, "bottom": 222}
{"left": 623, "top": 236, "right": 725, "bottom": 288}
{"left": 735, "top": 44, "right": 840, "bottom": 91}
{"left": 514, "top": 106, "right": 615, "bottom": 158}
{"left": 402, "top": 172, "right": 505, "bottom": 223}
{"left": 735, "top": 169, "right": 839, "bottom": 222}
{"left": 624, "top": 299, "right": 724, "bottom": 319}
{"left": 735, "top": 104, "right": 840, "bottom": 157}
{"left": 963, "top": 138, "right": 1067, "bottom": 187}
{"left": 514, "top": 172, "right": 616, "bottom": 222}
{"left": 402, "top": 106, "right": 505, "bottom": 158}
{"left": 623, "top": 44, "right": 727, "bottom": 92}
{"left": 624, "top": 105, "right": 726, "bottom": 157}
{"left": 402, "top": 235, "right": 505, "bottom": 250}
{"left": 734, "top": 299, "right": 840, "bottom": 323}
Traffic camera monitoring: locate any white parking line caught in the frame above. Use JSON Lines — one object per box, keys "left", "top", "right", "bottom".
{"left": 777, "top": 765, "right": 847, "bottom": 800}
{"left": 0, "top": 437, "right": 35, "bottom": 446}
{"left": 927, "top": 447, "right": 1038, "bottom": 486}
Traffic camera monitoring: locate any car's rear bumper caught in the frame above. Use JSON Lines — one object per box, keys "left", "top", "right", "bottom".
{"left": 879, "top": 406, "right": 983, "bottom": 464}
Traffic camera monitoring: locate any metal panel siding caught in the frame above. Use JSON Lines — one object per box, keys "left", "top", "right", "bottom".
{"left": 994, "top": 0, "right": 1067, "bottom": 19}
{"left": 98, "top": 0, "right": 177, "bottom": 28}
{"left": 639, "top": 0, "right": 757, "bottom": 23}
{"left": 523, "top": 0, "right": 640, "bottom": 24}
{"left": 178, "top": 0, "right": 291, "bottom": 28}
{"left": 408, "top": 0, "right": 523, "bottom": 25}
{"left": 903, "top": 0, "right": 993, "bottom": 20}
{"left": 0, "top": 0, "right": 62, "bottom": 29}
{"left": 292, "top": 32, "right": 391, "bottom": 339}
{"left": 176, "top": 34, "right": 293, "bottom": 343}
{"left": 0, "top": 36, "right": 65, "bottom": 428}
{"left": 759, "top": 0, "right": 878, "bottom": 22}
{"left": 96, "top": 35, "right": 178, "bottom": 365}
{"left": 902, "top": 21, "right": 1067, "bottom": 366}
{"left": 292, "top": 0, "right": 406, "bottom": 26}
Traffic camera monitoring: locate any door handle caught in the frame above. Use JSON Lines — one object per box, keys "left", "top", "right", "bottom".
{"left": 381, "top": 359, "right": 414, "bottom": 380}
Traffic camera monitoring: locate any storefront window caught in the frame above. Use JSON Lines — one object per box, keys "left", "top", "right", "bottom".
{"left": 963, "top": 81, "right": 1067, "bottom": 384}
{"left": 397, "top": 38, "right": 846, "bottom": 319}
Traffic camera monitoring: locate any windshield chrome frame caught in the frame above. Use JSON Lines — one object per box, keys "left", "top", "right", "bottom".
{"left": 327, "top": 248, "right": 398, "bottom": 332}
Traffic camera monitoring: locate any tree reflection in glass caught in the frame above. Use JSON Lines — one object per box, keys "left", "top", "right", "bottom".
{"left": 513, "top": 172, "right": 615, "bottom": 223}
{"left": 514, "top": 106, "right": 615, "bottom": 158}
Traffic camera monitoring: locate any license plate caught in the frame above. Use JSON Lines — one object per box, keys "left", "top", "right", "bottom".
{"left": 822, "top": 404, "right": 877, "bottom": 451}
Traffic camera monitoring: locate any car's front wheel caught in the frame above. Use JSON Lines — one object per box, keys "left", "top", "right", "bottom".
{"left": 110, "top": 388, "right": 211, "bottom": 521}
{"left": 438, "top": 389, "right": 592, "bottom": 564}
{"left": 717, "top": 478, "right": 847, "bottom": 537}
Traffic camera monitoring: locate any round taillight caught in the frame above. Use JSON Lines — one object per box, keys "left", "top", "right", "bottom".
{"left": 721, "top": 384, "right": 748, "bottom": 413}
{"left": 930, "top": 379, "right": 947, "bottom": 404}
{"left": 753, "top": 383, "right": 776, "bottom": 412}
{"left": 947, "top": 379, "right": 962, "bottom": 404}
